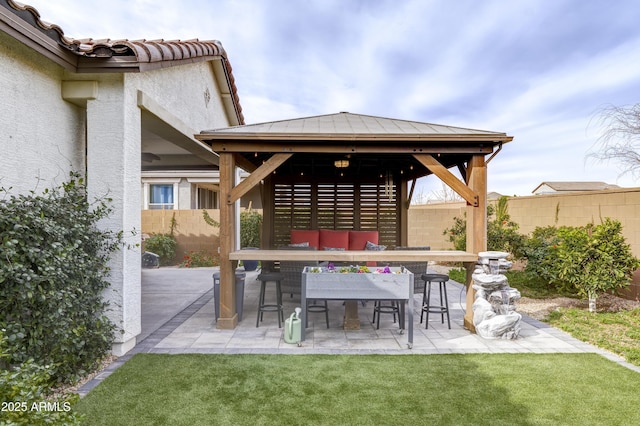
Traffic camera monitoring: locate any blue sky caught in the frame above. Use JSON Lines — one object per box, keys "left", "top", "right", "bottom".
{"left": 28, "top": 0, "right": 640, "bottom": 199}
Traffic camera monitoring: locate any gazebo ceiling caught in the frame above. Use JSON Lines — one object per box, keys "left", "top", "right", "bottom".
{"left": 268, "top": 152, "right": 460, "bottom": 181}
{"left": 196, "top": 112, "right": 513, "bottom": 181}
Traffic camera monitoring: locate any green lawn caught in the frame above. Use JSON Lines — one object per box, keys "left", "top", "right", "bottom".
{"left": 548, "top": 307, "right": 640, "bottom": 366}
{"left": 76, "top": 353, "right": 640, "bottom": 425}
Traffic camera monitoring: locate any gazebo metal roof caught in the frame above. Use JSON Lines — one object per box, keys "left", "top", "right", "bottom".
{"left": 199, "top": 112, "right": 510, "bottom": 141}
{"left": 197, "top": 112, "right": 513, "bottom": 188}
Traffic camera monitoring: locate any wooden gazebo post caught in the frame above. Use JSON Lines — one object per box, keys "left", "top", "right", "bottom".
{"left": 463, "top": 155, "right": 488, "bottom": 331}
{"left": 217, "top": 152, "right": 238, "bottom": 328}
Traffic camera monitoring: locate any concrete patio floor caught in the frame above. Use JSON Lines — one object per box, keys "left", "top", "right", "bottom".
{"left": 78, "top": 266, "right": 639, "bottom": 396}
{"left": 141, "top": 267, "right": 598, "bottom": 355}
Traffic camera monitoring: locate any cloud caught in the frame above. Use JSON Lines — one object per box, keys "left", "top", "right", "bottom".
{"left": 26, "top": 0, "right": 640, "bottom": 195}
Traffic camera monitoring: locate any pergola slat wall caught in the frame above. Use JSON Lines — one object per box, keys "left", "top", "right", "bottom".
{"left": 271, "top": 179, "right": 400, "bottom": 248}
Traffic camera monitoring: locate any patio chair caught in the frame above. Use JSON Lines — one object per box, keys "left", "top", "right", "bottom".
{"left": 372, "top": 246, "right": 431, "bottom": 329}
{"left": 279, "top": 246, "right": 330, "bottom": 328}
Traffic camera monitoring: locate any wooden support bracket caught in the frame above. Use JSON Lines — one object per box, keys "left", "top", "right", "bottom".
{"left": 228, "top": 153, "right": 292, "bottom": 204}
{"left": 413, "top": 154, "right": 479, "bottom": 206}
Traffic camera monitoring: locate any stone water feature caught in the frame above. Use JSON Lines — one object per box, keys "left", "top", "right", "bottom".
{"left": 472, "top": 251, "right": 522, "bottom": 339}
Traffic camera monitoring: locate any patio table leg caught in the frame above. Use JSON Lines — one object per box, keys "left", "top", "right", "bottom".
{"left": 301, "top": 282, "right": 307, "bottom": 341}
{"left": 343, "top": 301, "right": 360, "bottom": 330}
{"left": 407, "top": 298, "right": 413, "bottom": 348}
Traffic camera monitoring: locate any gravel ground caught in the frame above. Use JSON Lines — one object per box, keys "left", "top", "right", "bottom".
{"left": 517, "top": 293, "right": 640, "bottom": 320}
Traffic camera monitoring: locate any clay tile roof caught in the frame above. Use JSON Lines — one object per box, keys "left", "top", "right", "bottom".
{"left": 2, "top": 0, "right": 243, "bottom": 124}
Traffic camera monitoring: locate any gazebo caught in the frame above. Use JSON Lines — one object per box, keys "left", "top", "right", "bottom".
{"left": 196, "top": 112, "right": 513, "bottom": 332}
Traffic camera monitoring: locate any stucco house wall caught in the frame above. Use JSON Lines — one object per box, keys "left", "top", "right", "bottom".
{"left": 0, "top": 29, "right": 85, "bottom": 192}
{"left": 1, "top": 2, "right": 243, "bottom": 355}
{"left": 78, "top": 66, "right": 235, "bottom": 354}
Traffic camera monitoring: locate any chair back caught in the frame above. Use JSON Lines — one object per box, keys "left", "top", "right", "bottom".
{"left": 391, "top": 246, "right": 431, "bottom": 293}
{"left": 279, "top": 246, "right": 318, "bottom": 298}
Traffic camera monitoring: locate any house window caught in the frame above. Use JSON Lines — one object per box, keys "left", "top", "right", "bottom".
{"left": 149, "top": 184, "right": 174, "bottom": 210}
{"left": 196, "top": 186, "right": 217, "bottom": 209}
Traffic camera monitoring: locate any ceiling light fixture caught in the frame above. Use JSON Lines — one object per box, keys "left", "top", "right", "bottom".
{"left": 334, "top": 159, "right": 349, "bottom": 168}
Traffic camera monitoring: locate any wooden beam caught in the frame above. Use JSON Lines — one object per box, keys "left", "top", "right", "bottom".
{"left": 407, "top": 179, "right": 416, "bottom": 206}
{"left": 413, "top": 154, "right": 479, "bottom": 206}
{"left": 228, "top": 153, "right": 292, "bottom": 204}
{"left": 233, "top": 153, "right": 258, "bottom": 173}
{"left": 209, "top": 142, "right": 494, "bottom": 155}
{"left": 457, "top": 163, "right": 468, "bottom": 184}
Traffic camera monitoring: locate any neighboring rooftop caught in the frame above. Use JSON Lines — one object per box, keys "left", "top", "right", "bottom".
{"left": 532, "top": 181, "right": 621, "bottom": 195}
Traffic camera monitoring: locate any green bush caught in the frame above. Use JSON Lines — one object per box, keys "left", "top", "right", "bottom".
{"left": 443, "top": 198, "right": 527, "bottom": 259}
{"left": 525, "top": 220, "right": 640, "bottom": 305}
{"left": 554, "top": 219, "right": 640, "bottom": 304}
{"left": 240, "top": 209, "right": 262, "bottom": 248}
{"left": 0, "top": 174, "right": 118, "bottom": 384}
{"left": 144, "top": 234, "right": 177, "bottom": 265}
{"left": 524, "top": 226, "right": 569, "bottom": 291}
{"left": 0, "top": 332, "right": 83, "bottom": 425}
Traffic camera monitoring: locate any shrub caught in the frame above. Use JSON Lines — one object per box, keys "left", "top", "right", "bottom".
{"left": 443, "top": 198, "right": 527, "bottom": 259}
{"left": 525, "top": 220, "right": 640, "bottom": 309}
{"left": 554, "top": 219, "right": 640, "bottom": 310}
{"left": 240, "top": 209, "right": 262, "bottom": 248}
{"left": 0, "top": 332, "right": 83, "bottom": 425}
{"left": 144, "top": 234, "right": 177, "bottom": 265}
{"left": 524, "top": 226, "right": 569, "bottom": 291}
{"left": 0, "top": 174, "right": 118, "bottom": 384}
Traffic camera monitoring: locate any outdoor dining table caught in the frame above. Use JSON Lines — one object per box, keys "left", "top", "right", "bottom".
{"left": 301, "top": 266, "right": 415, "bottom": 348}
{"left": 229, "top": 249, "right": 478, "bottom": 347}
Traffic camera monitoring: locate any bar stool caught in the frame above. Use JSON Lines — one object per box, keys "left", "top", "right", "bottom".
{"left": 256, "top": 271, "right": 284, "bottom": 328}
{"left": 420, "top": 273, "right": 451, "bottom": 329}
{"left": 372, "top": 300, "right": 405, "bottom": 330}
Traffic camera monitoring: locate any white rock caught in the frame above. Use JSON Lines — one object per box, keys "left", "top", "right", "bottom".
{"left": 472, "top": 273, "right": 508, "bottom": 289}
{"left": 472, "top": 298, "right": 495, "bottom": 326}
{"left": 475, "top": 312, "right": 522, "bottom": 340}
{"left": 478, "top": 251, "right": 510, "bottom": 259}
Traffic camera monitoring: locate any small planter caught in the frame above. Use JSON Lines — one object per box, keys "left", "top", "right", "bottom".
{"left": 241, "top": 247, "right": 259, "bottom": 271}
